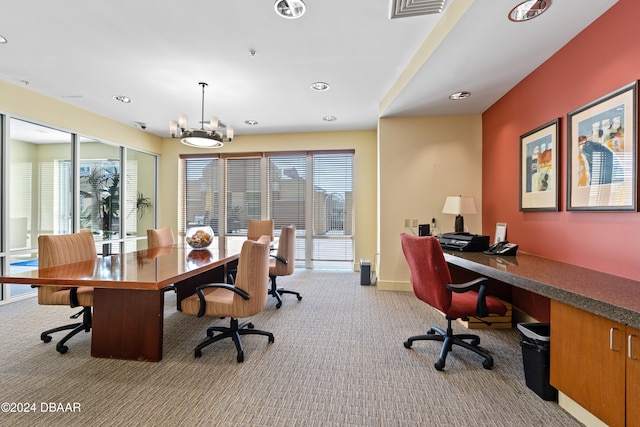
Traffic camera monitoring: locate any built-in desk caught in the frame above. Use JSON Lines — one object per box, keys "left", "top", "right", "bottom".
{"left": 443, "top": 250, "right": 640, "bottom": 329}
{"left": 444, "top": 250, "right": 640, "bottom": 426}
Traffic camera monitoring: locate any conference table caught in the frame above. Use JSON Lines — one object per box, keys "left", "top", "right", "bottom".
{"left": 0, "top": 245, "right": 239, "bottom": 362}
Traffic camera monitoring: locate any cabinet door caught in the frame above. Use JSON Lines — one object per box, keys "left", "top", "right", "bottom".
{"left": 628, "top": 326, "right": 640, "bottom": 427}
{"left": 550, "top": 300, "right": 625, "bottom": 427}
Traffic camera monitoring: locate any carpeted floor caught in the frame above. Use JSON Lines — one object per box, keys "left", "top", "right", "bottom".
{"left": 0, "top": 270, "right": 581, "bottom": 426}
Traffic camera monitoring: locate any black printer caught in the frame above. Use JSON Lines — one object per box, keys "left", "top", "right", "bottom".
{"left": 437, "top": 232, "right": 490, "bottom": 252}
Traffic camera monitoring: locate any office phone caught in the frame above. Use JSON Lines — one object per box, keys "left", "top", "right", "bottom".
{"left": 483, "top": 241, "right": 518, "bottom": 256}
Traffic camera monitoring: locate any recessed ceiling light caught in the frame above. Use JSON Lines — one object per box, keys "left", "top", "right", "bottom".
{"left": 113, "top": 95, "right": 132, "bottom": 104}
{"left": 245, "top": 120, "right": 259, "bottom": 125}
{"left": 449, "top": 91, "right": 471, "bottom": 100}
{"left": 274, "top": 0, "right": 306, "bottom": 19}
{"left": 310, "top": 82, "right": 330, "bottom": 91}
{"left": 0, "top": 35, "right": 7, "bottom": 44}
{"left": 323, "top": 116, "right": 337, "bottom": 122}
{"left": 508, "top": 0, "right": 550, "bottom": 22}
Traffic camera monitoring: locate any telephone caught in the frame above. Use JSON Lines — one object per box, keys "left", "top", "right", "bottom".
{"left": 483, "top": 240, "right": 518, "bottom": 256}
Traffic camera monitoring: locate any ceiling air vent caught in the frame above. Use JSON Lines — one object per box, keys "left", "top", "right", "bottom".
{"left": 389, "top": 0, "right": 446, "bottom": 19}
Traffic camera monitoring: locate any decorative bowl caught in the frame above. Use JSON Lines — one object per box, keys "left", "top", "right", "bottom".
{"left": 185, "top": 226, "right": 214, "bottom": 249}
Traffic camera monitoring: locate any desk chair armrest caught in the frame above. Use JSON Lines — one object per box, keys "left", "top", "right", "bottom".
{"left": 269, "top": 254, "right": 287, "bottom": 265}
{"left": 446, "top": 277, "right": 490, "bottom": 318}
{"left": 69, "top": 287, "right": 80, "bottom": 308}
{"left": 195, "top": 283, "right": 251, "bottom": 317}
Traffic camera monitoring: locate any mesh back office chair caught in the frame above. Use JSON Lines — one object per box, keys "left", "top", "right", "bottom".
{"left": 400, "top": 233, "right": 508, "bottom": 370}
{"left": 37, "top": 230, "right": 97, "bottom": 354}
{"left": 269, "top": 225, "right": 302, "bottom": 308}
{"left": 181, "top": 236, "right": 274, "bottom": 363}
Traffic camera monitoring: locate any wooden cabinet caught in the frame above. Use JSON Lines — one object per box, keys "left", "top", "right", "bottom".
{"left": 550, "top": 300, "right": 639, "bottom": 427}
{"left": 627, "top": 326, "right": 640, "bottom": 427}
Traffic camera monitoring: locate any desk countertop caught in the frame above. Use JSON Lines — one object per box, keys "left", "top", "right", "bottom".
{"left": 444, "top": 251, "right": 640, "bottom": 329}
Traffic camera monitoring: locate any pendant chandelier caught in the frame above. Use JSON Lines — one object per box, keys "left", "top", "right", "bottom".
{"left": 170, "top": 82, "right": 233, "bottom": 148}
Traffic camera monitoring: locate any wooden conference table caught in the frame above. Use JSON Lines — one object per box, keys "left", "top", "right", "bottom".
{"left": 0, "top": 245, "right": 239, "bottom": 362}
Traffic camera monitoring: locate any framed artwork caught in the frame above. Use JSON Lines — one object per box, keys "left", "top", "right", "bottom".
{"left": 567, "top": 81, "right": 638, "bottom": 211}
{"left": 519, "top": 118, "right": 559, "bottom": 211}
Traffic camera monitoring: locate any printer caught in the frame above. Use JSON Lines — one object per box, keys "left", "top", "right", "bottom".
{"left": 437, "top": 232, "right": 490, "bottom": 252}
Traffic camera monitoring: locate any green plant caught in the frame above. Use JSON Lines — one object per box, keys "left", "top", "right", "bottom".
{"left": 136, "top": 192, "right": 153, "bottom": 219}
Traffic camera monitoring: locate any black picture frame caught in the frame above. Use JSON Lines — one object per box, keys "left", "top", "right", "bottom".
{"left": 519, "top": 118, "right": 560, "bottom": 211}
{"left": 567, "top": 81, "right": 638, "bottom": 211}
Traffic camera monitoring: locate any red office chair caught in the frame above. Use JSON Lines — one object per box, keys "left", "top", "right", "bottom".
{"left": 400, "top": 233, "right": 508, "bottom": 371}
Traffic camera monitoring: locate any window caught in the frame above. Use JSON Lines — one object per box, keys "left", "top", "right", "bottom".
{"left": 181, "top": 150, "right": 354, "bottom": 268}
{"left": 7, "top": 119, "right": 73, "bottom": 300}
{"left": 1, "top": 119, "right": 158, "bottom": 303}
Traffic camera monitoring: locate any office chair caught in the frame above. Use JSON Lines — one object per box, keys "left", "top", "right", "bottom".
{"left": 147, "top": 227, "right": 177, "bottom": 293}
{"left": 147, "top": 226, "right": 175, "bottom": 248}
{"left": 37, "top": 230, "right": 97, "bottom": 354}
{"left": 247, "top": 219, "right": 275, "bottom": 242}
{"left": 181, "top": 235, "right": 274, "bottom": 363}
{"left": 269, "top": 224, "right": 302, "bottom": 308}
{"left": 399, "top": 233, "right": 508, "bottom": 371}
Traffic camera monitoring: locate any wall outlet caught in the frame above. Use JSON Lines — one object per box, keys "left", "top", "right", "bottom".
{"left": 404, "top": 218, "right": 411, "bottom": 227}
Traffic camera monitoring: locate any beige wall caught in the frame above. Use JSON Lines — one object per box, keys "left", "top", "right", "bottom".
{"left": 158, "top": 130, "right": 378, "bottom": 269}
{"left": 377, "top": 115, "right": 482, "bottom": 291}
{"left": 0, "top": 80, "right": 162, "bottom": 154}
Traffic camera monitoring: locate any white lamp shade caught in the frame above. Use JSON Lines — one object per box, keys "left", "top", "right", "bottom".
{"left": 210, "top": 116, "right": 219, "bottom": 130}
{"left": 226, "top": 125, "right": 234, "bottom": 141}
{"left": 442, "top": 196, "right": 477, "bottom": 215}
{"left": 178, "top": 114, "right": 188, "bottom": 130}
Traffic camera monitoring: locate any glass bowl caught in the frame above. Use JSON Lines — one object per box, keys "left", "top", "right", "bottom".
{"left": 185, "top": 226, "right": 214, "bottom": 249}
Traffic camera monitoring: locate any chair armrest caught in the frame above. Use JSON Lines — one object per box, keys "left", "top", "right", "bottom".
{"left": 446, "top": 277, "right": 490, "bottom": 318}
{"left": 69, "top": 287, "right": 80, "bottom": 308}
{"left": 269, "top": 254, "right": 287, "bottom": 265}
{"left": 194, "top": 283, "right": 250, "bottom": 317}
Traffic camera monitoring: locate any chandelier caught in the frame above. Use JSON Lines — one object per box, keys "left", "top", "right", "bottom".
{"left": 170, "top": 82, "right": 233, "bottom": 148}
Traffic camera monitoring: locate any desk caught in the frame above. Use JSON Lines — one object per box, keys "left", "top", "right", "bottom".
{"left": 0, "top": 245, "right": 239, "bottom": 362}
{"left": 443, "top": 250, "right": 640, "bottom": 329}
{"left": 443, "top": 251, "right": 640, "bottom": 426}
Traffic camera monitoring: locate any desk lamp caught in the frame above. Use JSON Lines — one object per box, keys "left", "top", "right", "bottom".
{"left": 442, "top": 196, "right": 477, "bottom": 233}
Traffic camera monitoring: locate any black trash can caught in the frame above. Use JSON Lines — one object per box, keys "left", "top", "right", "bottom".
{"left": 517, "top": 323, "right": 558, "bottom": 401}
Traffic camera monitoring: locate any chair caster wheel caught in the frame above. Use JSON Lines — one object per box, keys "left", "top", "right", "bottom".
{"left": 194, "top": 349, "right": 202, "bottom": 358}
{"left": 482, "top": 359, "right": 493, "bottom": 370}
{"left": 247, "top": 322, "right": 254, "bottom": 329}
{"left": 403, "top": 341, "right": 412, "bottom": 349}
{"left": 434, "top": 358, "right": 445, "bottom": 371}
{"left": 296, "top": 295, "right": 302, "bottom": 301}
{"left": 275, "top": 302, "right": 282, "bottom": 309}
{"left": 427, "top": 328, "right": 436, "bottom": 335}
{"left": 268, "top": 335, "right": 275, "bottom": 344}
{"left": 41, "top": 334, "right": 52, "bottom": 343}
{"left": 237, "top": 351, "right": 244, "bottom": 363}
{"left": 57, "top": 344, "right": 68, "bottom": 354}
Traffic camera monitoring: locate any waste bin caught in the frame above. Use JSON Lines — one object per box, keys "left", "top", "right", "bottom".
{"left": 360, "top": 259, "right": 371, "bottom": 285}
{"left": 517, "top": 323, "right": 557, "bottom": 401}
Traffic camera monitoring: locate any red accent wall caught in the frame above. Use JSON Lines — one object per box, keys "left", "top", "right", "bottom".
{"left": 482, "top": 0, "right": 640, "bottom": 320}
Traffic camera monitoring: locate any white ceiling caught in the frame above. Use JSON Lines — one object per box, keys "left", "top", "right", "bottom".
{"left": 0, "top": 0, "right": 619, "bottom": 141}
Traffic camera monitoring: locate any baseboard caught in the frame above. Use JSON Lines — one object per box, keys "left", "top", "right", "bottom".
{"left": 558, "top": 392, "right": 608, "bottom": 427}
{"left": 376, "top": 280, "right": 411, "bottom": 292}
